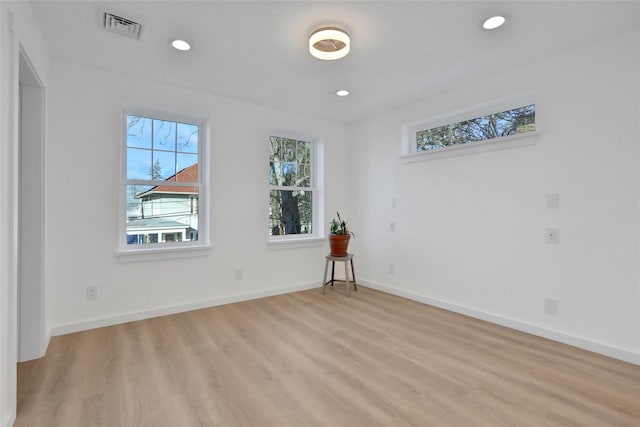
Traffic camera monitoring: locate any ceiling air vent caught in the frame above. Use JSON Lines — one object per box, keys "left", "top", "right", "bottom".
{"left": 103, "top": 12, "right": 142, "bottom": 40}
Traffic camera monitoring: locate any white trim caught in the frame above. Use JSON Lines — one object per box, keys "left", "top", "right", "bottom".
{"left": 17, "top": 44, "right": 47, "bottom": 362}
{"left": 2, "top": 413, "right": 15, "bottom": 427}
{"left": 121, "top": 105, "right": 207, "bottom": 128}
{"left": 269, "top": 128, "right": 318, "bottom": 146}
{"left": 270, "top": 185, "right": 311, "bottom": 191}
{"left": 49, "top": 281, "right": 320, "bottom": 337}
{"left": 116, "top": 243, "right": 211, "bottom": 263}
{"left": 126, "top": 179, "right": 199, "bottom": 188}
{"left": 359, "top": 279, "right": 640, "bottom": 366}
{"left": 119, "top": 109, "right": 210, "bottom": 256}
{"left": 401, "top": 131, "right": 538, "bottom": 163}
{"left": 267, "top": 236, "right": 326, "bottom": 249}
{"left": 268, "top": 132, "right": 324, "bottom": 241}
{"left": 4, "top": 14, "right": 20, "bottom": 427}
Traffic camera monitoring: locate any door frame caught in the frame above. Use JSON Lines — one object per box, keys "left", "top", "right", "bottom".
{"left": 17, "top": 45, "right": 46, "bottom": 362}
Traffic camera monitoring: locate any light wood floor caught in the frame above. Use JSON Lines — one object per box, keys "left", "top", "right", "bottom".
{"left": 16, "top": 286, "right": 640, "bottom": 427}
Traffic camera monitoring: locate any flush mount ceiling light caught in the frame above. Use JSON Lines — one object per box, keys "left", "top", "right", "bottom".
{"left": 483, "top": 15, "right": 506, "bottom": 30}
{"left": 336, "top": 89, "right": 350, "bottom": 97}
{"left": 309, "top": 27, "right": 350, "bottom": 60}
{"left": 171, "top": 39, "right": 191, "bottom": 51}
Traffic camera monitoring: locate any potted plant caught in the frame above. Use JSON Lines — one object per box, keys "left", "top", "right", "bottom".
{"left": 329, "top": 211, "right": 355, "bottom": 256}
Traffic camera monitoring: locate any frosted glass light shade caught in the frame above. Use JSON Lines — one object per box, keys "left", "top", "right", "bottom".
{"left": 309, "top": 28, "right": 350, "bottom": 60}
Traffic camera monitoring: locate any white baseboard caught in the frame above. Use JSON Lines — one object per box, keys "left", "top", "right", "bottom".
{"left": 360, "top": 279, "right": 640, "bottom": 366}
{"left": 2, "top": 412, "right": 16, "bottom": 427}
{"left": 47, "top": 279, "right": 640, "bottom": 365}
{"left": 43, "top": 330, "right": 51, "bottom": 355}
{"left": 49, "top": 281, "right": 318, "bottom": 337}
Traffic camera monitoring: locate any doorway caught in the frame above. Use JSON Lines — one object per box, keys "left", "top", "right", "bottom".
{"left": 18, "top": 48, "right": 45, "bottom": 362}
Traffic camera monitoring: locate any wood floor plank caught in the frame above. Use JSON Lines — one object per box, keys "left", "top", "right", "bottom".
{"left": 16, "top": 286, "right": 640, "bottom": 426}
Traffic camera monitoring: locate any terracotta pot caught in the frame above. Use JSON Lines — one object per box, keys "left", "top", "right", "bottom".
{"left": 328, "top": 234, "right": 351, "bottom": 256}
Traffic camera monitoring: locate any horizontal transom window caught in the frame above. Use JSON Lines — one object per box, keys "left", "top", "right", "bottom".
{"left": 416, "top": 104, "right": 535, "bottom": 152}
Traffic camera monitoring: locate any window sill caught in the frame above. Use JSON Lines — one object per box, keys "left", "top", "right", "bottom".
{"left": 116, "top": 244, "right": 211, "bottom": 263}
{"left": 401, "top": 132, "right": 538, "bottom": 164}
{"left": 267, "top": 236, "right": 326, "bottom": 249}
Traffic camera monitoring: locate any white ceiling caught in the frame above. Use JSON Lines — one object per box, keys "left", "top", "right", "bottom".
{"left": 29, "top": 0, "right": 639, "bottom": 123}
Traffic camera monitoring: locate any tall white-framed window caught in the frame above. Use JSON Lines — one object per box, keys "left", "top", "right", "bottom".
{"left": 119, "top": 110, "right": 209, "bottom": 256}
{"left": 268, "top": 134, "right": 322, "bottom": 243}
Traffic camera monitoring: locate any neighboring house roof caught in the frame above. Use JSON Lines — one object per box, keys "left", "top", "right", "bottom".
{"left": 126, "top": 217, "right": 193, "bottom": 231}
{"left": 135, "top": 164, "right": 198, "bottom": 198}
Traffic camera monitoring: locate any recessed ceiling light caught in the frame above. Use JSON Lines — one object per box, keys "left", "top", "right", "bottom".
{"left": 483, "top": 15, "right": 506, "bottom": 30}
{"left": 309, "top": 27, "right": 350, "bottom": 60}
{"left": 336, "top": 89, "right": 350, "bottom": 97}
{"left": 171, "top": 39, "right": 191, "bottom": 51}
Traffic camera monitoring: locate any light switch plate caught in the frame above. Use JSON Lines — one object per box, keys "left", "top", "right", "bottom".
{"left": 546, "top": 193, "right": 559, "bottom": 208}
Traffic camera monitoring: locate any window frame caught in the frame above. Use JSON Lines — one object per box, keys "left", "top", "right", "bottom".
{"left": 267, "top": 132, "right": 324, "bottom": 247}
{"left": 401, "top": 93, "right": 538, "bottom": 162}
{"left": 117, "top": 108, "right": 210, "bottom": 260}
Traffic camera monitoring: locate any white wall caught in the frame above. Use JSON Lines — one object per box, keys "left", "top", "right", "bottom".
{"left": 0, "top": 2, "right": 50, "bottom": 426}
{"left": 2, "top": 9, "right": 638, "bottom": 427}
{"left": 349, "top": 28, "right": 640, "bottom": 364}
{"left": 45, "top": 59, "right": 350, "bottom": 334}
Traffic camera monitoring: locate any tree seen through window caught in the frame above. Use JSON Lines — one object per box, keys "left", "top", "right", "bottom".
{"left": 417, "top": 104, "right": 535, "bottom": 152}
{"left": 269, "top": 136, "right": 312, "bottom": 236}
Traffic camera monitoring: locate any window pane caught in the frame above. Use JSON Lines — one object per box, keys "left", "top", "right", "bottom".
{"left": 127, "top": 115, "right": 151, "bottom": 149}
{"left": 177, "top": 123, "right": 199, "bottom": 153}
{"left": 269, "top": 189, "right": 312, "bottom": 236}
{"left": 270, "top": 137, "right": 284, "bottom": 161}
{"left": 282, "top": 162, "right": 297, "bottom": 186}
{"left": 153, "top": 150, "right": 176, "bottom": 181}
{"left": 284, "top": 139, "right": 296, "bottom": 162}
{"left": 298, "top": 165, "right": 311, "bottom": 186}
{"left": 269, "top": 160, "right": 283, "bottom": 186}
{"left": 153, "top": 120, "right": 176, "bottom": 151}
{"left": 126, "top": 185, "right": 154, "bottom": 220}
{"left": 127, "top": 148, "right": 152, "bottom": 180}
{"left": 126, "top": 186, "right": 199, "bottom": 245}
{"left": 297, "top": 141, "right": 311, "bottom": 164}
{"left": 269, "top": 136, "right": 312, "bottom": 188}
{"left": 176, "top": 153, "right": 198, "bottom": 181}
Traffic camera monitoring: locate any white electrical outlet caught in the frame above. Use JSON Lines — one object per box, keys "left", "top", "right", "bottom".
{"left": 546, "top": 193, "right": 559, "bottom": 208}
{"left": 388, "top": 264, "right": 395, "bottom": 275}
{"left": 86, "top": 286, "right": 98, "bottom": 301}
{"left": 389, "top": 220, "right": 396, "bottom": 231}
{"left": 545, "top": 298, "right": 558, "bottom": 315}
{"left": 546, "top": 228, "right": 559, "bottom": 243}
{"left": 390, "top": 198, "right": 396, "bottom": 208}
{"left": 234, "top": 268, "right": 243, "bottom": 280}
